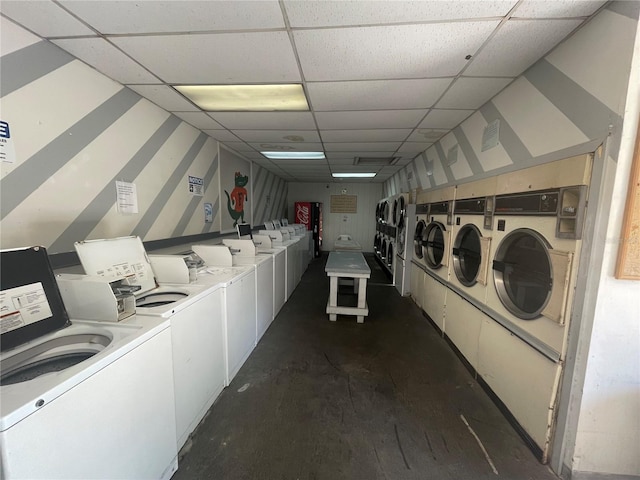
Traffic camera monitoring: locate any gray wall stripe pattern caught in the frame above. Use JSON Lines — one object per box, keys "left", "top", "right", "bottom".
{"left": 480, "top": 101, "right": 530, "bottom": 165}
{"left": 434, "top": 143, "right": 456, "bottom": 183}
{"left": 251, "top": 165, "right": 267, "bottom": 224}
{"left": 273, "top": 178, "right": 287, "bottom": 220}
{"left": 422, "top": 152, "right": 437, "bottom": 189}
{"left": 132, "top": 132, "right": 208, "bottom": 238}
{"left": 266, "top": 177, "right": 282, "bottom": 221}
{"left": 525, "top": 60, "right": 620, "bottom": 140}
{"left": 453, "top": 126, "right": 484, "bottom": 176}
{"left": 0, "top": 41, "right": 74, "bottom": 97}
{"left": 257, "top": 174, "right": 276, "bottom": 224}
{"left": 201, "top": 198, "right": 220, "bottom": 234}
{"left": 0, "top": 88, "right": 141, "bottom": 220}
{"left": 172, "top": 152, "right": 219, "bottom": 237}
{"left": 607, "top": 0, "right": 640, "bottom": 20}
{"left": 49, "top": 115, "right": 181, "bottom": 253}
{"left": 413, "top": 158, "right": 424, "bottom": 190}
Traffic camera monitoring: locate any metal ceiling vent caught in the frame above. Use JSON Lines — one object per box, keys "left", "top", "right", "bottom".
{"left": 354, "top": 156, "right": 400, "bottom": 166}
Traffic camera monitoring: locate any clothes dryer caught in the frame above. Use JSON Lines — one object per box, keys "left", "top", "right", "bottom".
{"left": 416, "top": 186, "right": 455, "bottom": 331}
{"left": 445, "top": 177, "right": 496, "bottom": 369}
{"left": 394, "top": 203, "right": 415, "bottom": 296}
{"left": 478, "top": 154, "right": 592, "bottom": 461}
{"left": 410, "top": 203, "right": 429, "bottom": 310}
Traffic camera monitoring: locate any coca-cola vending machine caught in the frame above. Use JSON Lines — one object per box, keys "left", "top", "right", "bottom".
{"left": 294, "top": 202, "right": 322, "bottom": 258}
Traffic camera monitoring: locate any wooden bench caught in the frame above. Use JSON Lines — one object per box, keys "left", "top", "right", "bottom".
{"left": 325, "top": 251, "right": 371, "bottom": 323}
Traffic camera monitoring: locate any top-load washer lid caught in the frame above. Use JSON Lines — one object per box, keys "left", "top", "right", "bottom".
{"left": 75, "top": 236, "right": 192, "bottom": 309}
{"left": 1, "top": 247, "right": 71, "bottom": 352}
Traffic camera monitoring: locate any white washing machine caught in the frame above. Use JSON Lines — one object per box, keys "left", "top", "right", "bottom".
{"left": 253, "top": 234, "right": 287, "bottom": 317}
{"left": 1, "top": 247, "right": 178, "bottom": 480}
{"left": 445, "top": 177, "right": 496, "bottom": 369}
{"left": 394, "top": 203, "right": 415, "bottom": 296}
{"left": 410, "top": 202, "right": 429, "bottom": 310}
{"left": 189, "top": 245, "right": 257, "bottom": 387}
{"left": 478, "top": 154, "right": 592, "bottom": 461}
{"left": 73, "top": 236, "right": 225, "bottom": 452}
{"left": 416, "top": 186, "right": 455, "bottom": 332}
{"left": 222, "top": 239, "right": 275, "bottom": 344}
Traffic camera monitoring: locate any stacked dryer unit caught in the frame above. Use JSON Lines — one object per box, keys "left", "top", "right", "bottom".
{"left": 415, "top": 186, "right": 455, "bottom": 332}
{"left": 476, "top": 154, "right": 592, "bottom": 461}
{"left": 393, "top": 193, "right": 414, "bottom": 295}
{"left": 410, "top": 202, "right": 429, "bottom": 311}
{"left": 445, "top": 177, "right": 496, "bottom": 369}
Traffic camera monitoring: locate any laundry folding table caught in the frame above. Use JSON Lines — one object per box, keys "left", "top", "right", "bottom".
{"left": 325, "top": 251, "right": 371, "bottom": 323}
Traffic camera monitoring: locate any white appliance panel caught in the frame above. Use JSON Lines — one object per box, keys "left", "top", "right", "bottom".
{"left": 423, "top": 274, "right": 447, "bottom": 332}
{"left": 444, "top": 291, "right": 483, "bottom": 369}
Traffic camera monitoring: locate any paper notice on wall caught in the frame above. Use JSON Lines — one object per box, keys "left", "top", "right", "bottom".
{"left": 116, "top": 180, "right": 139, "bottom": 214}
{"left": 0, "top": 282, "right": 53, "bottom": 334}
{"left": 0, "top": 120, "right": 16, "bottom": 164}
{"left": 189, "top": 175, "right": 204, "bottom": 196}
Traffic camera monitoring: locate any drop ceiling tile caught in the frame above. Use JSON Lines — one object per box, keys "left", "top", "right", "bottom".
{"left": 418, "top": 109, "right": 475, "bottom": 129}
{"left": 111, "top": 32, "right": 301, "bottom": 84}
{"left": 406, "top": 128, "right": 448, "bottom": 142}
{"left": 52, "top": 38, "right": 160, "bottom": 84}
{"left": 1, "top": 17, "right": 41, "bottom": 55}
{"left": 173, "top": 112, "right": 224, "bottom": 129}
{"left": 219, "top": 142, "right": 256, "bottom": 152}
{"left": 308, "top": 79, "right": 452, "bottom": 111}
{"left": 248, "top": 142, "right": 324, "bottom": 152}
{"left": 208, "top": 112, "right": 316, "bottom": 130}
{"left": 203, "top": 130, "right": 241, "bottom": 142}
{"left": 271, "top": 159, "right": 328, "bottom": 167}
{"left": 60, "top": 0, "right": 285, "bottom": 34}
{"left": 332, "top": 165, "right": 385, "bottom": 172}
{"left": 232, "top": 130, "right": 321, "bottom": 143}
{"left": 285, "top": 1, "right": 516, "bottom": 27}
{"left": 128, "top": 85, "right": 198, "bottom": 111}
{"left": 464, "top": 19, "right": 583, "bottom": 76}
{"left": 295, "top": 22, "right": 500, "bottom": 81}
{"left": 315, "top": 110, "right": 428, "bottom": 130}
{"left": 321, "top": 129, "right": 412, "bottom": 142}
{"left": 512, "top": 0, "right": 605, "bottom": 18}
{"left": 327, "top": 159, "right": 357, "bottom": 165}
{"left": 324, "top": 142, "right": 401, "bottom": 152}
{"left": 326, "top": 152, "right": 396, "bottom": 159}
{"left": 436, "top": 77, "right": 513, "bottom": 109}
{"left": 1, "top": 1, "right": 96, "bottom": 37}
{"left": 398, "top": 142, "right": 435, "bottom": 153}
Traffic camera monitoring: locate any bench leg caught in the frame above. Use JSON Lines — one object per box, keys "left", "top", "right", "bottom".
{"left": 357, "top": 315, "right": 364, "bottom": 324}
{"left": 330, "top": 314, "right": 337, "bottom": 322}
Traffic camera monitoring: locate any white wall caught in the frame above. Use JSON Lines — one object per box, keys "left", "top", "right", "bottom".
{"left": 287, "top": 182, "right": 382, "bottom": 252}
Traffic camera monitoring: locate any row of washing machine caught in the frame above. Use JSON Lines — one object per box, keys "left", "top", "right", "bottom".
{"left": 407, "top": 153, "right": 592, "bottom": 462}
{"left": 0, "top": 226, "right": 309, "bottom": 479}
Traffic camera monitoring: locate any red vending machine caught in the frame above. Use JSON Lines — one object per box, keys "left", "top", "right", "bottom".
{"left": 294, "top": 202, "right": 322, "bottom": 257}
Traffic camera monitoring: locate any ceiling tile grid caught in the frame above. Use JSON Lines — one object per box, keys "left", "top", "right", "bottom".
{"left": 0, "top": 0, "right": 607, "bottom": 182}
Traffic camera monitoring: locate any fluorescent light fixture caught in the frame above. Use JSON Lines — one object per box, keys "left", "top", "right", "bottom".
{"left": 174, "top": 84, "right": 309, "bottom": 111}
{"left": 261, "top": 151, "right": 325, "bottom": 160}
{"left": 332, "top": 172, "right": 377, "bottom": 178}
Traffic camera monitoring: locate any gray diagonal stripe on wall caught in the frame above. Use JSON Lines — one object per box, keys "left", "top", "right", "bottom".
{"left": 525, "top": 60, "right": 620, "bottom": 140}
{"left": 1, "top": 41, "right": 74, "bottom": 97}
{"left": 480, "top": 102, "right": 530, "bottom": 164}
{"left": 257, "top": 173, "right": 276, "bottom": 224}
{"left": 453, "top": 126, "right": 484, "bottom": 176}
{"left": 421, "top": 153, "right": 436, "bottom": 189}
{"left": 251, "top": 166, "right": 267, "bottom": 224}
{"left": 413, "top": 158, "right": 424, "bottom": 190}
{"left": 201, "top": 198, "right": 220, "bottom": 234}
{"left": 1, "top": 88, "right": 141, "bottom": 220}
{"left": 607, "top": 0, "right": 640, "bottom": 20}
{"left": 269, "top": 178, "right": 285, "bottom": 221}
{"left": 132, "top": 132, "right": 208, "bottom": 238}
{"left": 434, "top": 143, "right": 456, "bottom": 183}
{"left": 264, "top": 176, "right": 281, "bottom": 222}
{"left": 49, "top": 115, "right": 181, "bottom": 253}
{"left": 173, "top": 152, "right": 219, "bottom": 237}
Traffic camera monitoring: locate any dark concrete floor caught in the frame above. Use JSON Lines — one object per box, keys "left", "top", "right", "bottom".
{"left": 173, "top": 253, "right": 559, "bottom": 480}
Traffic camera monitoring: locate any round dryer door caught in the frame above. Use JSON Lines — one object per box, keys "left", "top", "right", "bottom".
{"left": 492, "top": 228, "right": 553, "bottom": 320}
{"left": 395, "top": 196, "right": 405, "bottom": 226}
{"left": 381, "top": 239, "right": 388, "bottom": 260}
{"left": 414, "top": 220, "right": 426, "bottom": 259}
{"left": 374, "top": 234, "right": 380, "bottom": 253}
{"left": 386, "top": 242, "right": 394, "bottom": 267}
{"left": 452, "top": 224, "right": 482, "bottom": 286}
{"left": 397, "top": 222, "right": 405, "bottom": 256}
{"left": 424, "top": 222, "right": 447, "bottom": 269}
{"left": 383, "top": 202, "right": 390, "bottom": 224}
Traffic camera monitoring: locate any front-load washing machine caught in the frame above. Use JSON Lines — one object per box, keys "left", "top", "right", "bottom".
{"left": 410, "top": 203, "right": 429, "bottom": 310}
{"left": 73, "top": 236, "right": 225, "bottom": 452}
{"left": 394, "top": 203, "right": 416, "bottom": 296}
{"left": 478, "top": 153, "right": 592, "bottom": 461}
{"left": 1, "top": 246, "right": 177, "bottom": 480}
{"left": 445, "top": 177, "right": 496, "bottom": 369}
{"left": 416, "top": 186, "right": 455, "bottom": 332}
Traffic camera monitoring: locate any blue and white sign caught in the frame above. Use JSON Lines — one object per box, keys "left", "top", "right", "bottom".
{"left": 0, "top": 120, "right": 16, "bottom": 164}
{"left": 188, "top": 175, "right": 204, "bottom": 196}
{"left": 204, "top": 202, "right": 213, "bottom": 223}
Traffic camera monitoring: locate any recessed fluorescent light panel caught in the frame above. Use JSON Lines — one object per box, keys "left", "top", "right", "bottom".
{"left": 332, "top": 173, "right": 377, "bottom": 178}
{"left": 261, "top": 151, "right": 325, "bottom": 160}
{"left": 174, "top": 84, "right": 309, "bottom": 111}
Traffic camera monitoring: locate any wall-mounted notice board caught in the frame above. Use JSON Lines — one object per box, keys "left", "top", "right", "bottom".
{"left": 330, "top": 195, "right": 357, "bottom": 214}
{"left": 616, "top": 122, "right": 640, "bottom": 280}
